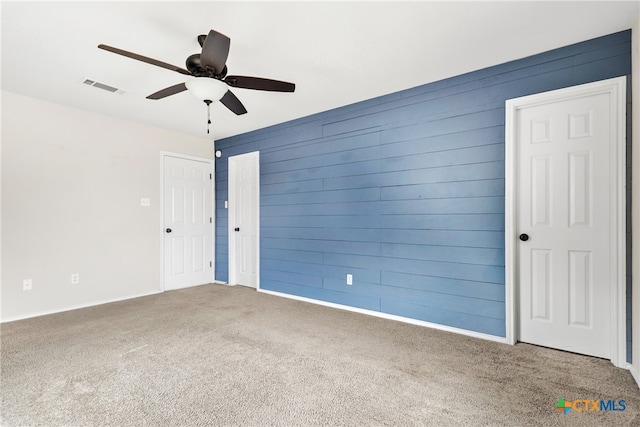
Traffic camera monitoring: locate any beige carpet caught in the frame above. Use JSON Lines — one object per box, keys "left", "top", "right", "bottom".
{"left": 1, "top": 284, "right": 638, "bottom": 426}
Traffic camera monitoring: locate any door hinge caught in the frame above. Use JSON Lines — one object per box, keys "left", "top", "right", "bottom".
{"left": 210, "top": 173, "right": 212, "bottom": 180}
{"left": 210, "top": 217, "right": 212, "bottom": 223}
{"left": 210, "top": 261, "right": 212, "bottom": 267}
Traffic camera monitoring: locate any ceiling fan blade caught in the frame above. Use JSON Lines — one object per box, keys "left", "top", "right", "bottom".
{"left": 146, "top": 83, "right": 188, "bottom": 100}
{"left": 98, "top": 44, "right": 191, "bottom": 76}
{"left": 220, "top": 90, "right": 247, "bottom": 115}
{"left": 200, "top": 30, "right": 230, "bottom": 74}
{"left": 224, "top": 75, "right": 295, "bottom": 92}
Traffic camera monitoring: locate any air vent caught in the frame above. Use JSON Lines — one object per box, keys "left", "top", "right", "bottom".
{"left": 82, "top": 78, "right": 127, "bottom": 95}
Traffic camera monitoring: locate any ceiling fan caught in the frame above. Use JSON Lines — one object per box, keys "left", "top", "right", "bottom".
{"left": 98, "top": 29, "right": 295, "bottom": 124}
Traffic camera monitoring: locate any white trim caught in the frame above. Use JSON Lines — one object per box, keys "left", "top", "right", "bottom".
{"left": 611, "top": 76, "right": 628, "bottom": 369}
{"left": 228, "top": 154, "right": 235, "bottom": 286}
{"left": 504, "top": 103, "right": 517, "bottom": 345}
{"left": 212, "top": 150, "right": 216, "bottom": 282}
{"left": 228, "top": 151, "right": 260, "bottom": 288}
{"left": 630, "top": 363, "right": 640, "bottom": 388}
{"left": 259, "top": 289, "right": 509, "bottom": 344}
{"left": 504, "top": 76, "right": 627, "bottom": 368}
{"left": 160, "top": 151, "right": 215, "bottom": 292}
{"left": 0, "top": 290, "right": 163, "bottom": 323}
{"left": 160, "top": 151, "right": 215, "bottom": 163}
{"left": 255, "top": 153, "right": 260, "bottom": 290}
{"left": 631, "top": 14, "right": 640, "bottom": 389}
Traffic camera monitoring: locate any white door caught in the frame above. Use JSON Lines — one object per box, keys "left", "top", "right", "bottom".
{"left": 511, "top": 78, "right": 625, "bottom": 360}
{"left": 228, "top": 152, "right": 259, "bottom": 288}
{"left": 163, "top": 154, "right": 213, "bottom": 290}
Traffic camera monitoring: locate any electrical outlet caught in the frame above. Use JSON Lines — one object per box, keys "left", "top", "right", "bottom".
{"left": 23, "top": 279, "right": 32, "bottom": 291}
{"left": 346, "top": 274, "right": 353, "bottom": 285}
{"left": 71, "top": 274, "right": 79, "bottom": 284}
{"left": 140, "top": 198, "right": 151, "bottom": 206}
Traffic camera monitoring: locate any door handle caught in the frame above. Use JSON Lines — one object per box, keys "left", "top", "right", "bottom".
{"left": 166, "top": 228, "right": 172, "bottom": 233}
{"left": 234, "top": 227, "right": 240, "bottom": 232}
{"left": 519, "top": 233, "right": 529, "bottom": 241}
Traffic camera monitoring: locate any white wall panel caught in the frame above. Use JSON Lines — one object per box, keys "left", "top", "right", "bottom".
{"left": 1, "top": 91, "right": 212, "bottom": 321}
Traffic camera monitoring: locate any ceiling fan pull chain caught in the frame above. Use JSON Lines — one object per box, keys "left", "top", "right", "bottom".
{"left": 204, "top": 100, "right": 212, "bottom": 134}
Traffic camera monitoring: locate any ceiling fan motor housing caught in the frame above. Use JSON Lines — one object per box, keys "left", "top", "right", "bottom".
{"left": 186, "top": 54, "right": 227, "bottom": 78}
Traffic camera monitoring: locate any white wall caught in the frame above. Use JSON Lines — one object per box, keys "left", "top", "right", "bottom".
{"left": 632, "top": 15, "right": 640, "bottom": 385}
{"left": 1, "top": 91, "right": 212, "bottom": 321}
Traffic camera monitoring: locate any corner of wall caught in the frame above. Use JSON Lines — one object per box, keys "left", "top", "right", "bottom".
{"left": 0, "top": 93, "right": 3, "bottom": 323}
{"left": 631, "top": 13, "right": 640, "bottom": 387}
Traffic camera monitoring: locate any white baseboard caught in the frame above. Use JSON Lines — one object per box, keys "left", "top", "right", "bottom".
{"left": 0, "top": 289, "right": 164, "bottom": 323}
{"left": 1, "top": 282, "right": 234, "bottom": 323}
{"left": 629, "top": 363, "right": 640, "bottom": 387}
{"left": 258, "top": 289, "right": 509, "bottom": 345}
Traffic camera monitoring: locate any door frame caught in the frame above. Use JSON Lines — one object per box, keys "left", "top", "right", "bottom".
{"left": 160, "top": 151, "right": 215, "bottom": 291}
{"left": 228, "top": 151, "right": 260, "bottom": 288}
{"left": 504, "top": 77, "right": 627, "bottom": 368}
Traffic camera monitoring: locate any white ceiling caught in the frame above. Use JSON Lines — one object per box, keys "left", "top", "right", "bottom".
{"left": 2, "top": 1, "right": 638, "bottom": 141}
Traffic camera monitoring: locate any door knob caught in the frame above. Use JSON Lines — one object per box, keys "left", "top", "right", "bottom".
{"left": 519, "top": 233, "right": 529, "bottom": 241}
{"left": 166, "top": 228, "right": 172, "bottom": 233}
{"left": 234, "top": 227, "right": 240, "bottom": 232}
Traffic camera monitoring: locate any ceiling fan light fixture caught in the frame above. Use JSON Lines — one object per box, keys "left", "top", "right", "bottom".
{"left": 185, "top": 77, "right": 228, "bottom": 101}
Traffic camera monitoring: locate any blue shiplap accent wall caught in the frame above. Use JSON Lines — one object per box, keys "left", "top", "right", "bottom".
{"left": 215, "top": 30, "right": 632, "bottom": 342}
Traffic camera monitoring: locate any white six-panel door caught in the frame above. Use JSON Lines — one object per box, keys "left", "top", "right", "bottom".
{"left": 163, "top": 154, "right": 213, "bottom": 290}
{"left": 517, "top": 92, "right": 612, "bottom": 358}
{"left": 506, "top": 77, "right": 626, "bottom": 366}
